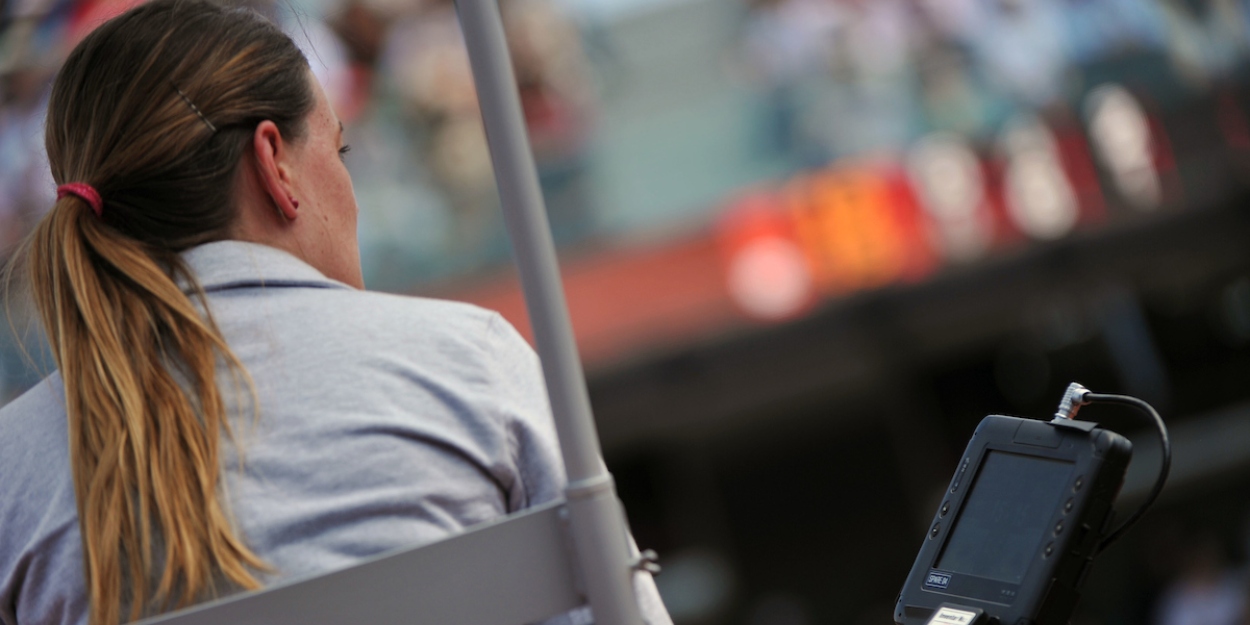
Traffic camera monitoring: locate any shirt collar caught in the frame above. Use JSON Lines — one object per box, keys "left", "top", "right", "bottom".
{"left": 179, "top": 240, "right": 355, "bottom": 294}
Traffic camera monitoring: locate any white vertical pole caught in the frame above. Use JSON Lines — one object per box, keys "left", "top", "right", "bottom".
{"left": 453, "top": 1, "right": 644, "bottom": 624}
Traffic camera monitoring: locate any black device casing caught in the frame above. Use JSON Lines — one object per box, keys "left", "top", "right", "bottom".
{"left": 895, "top": 415, "right": 1132, "bottom": 625}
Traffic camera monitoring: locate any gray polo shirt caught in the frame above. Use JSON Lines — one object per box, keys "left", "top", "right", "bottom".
{"left": 0, "top": 241, "right": 669, "bottom": 625}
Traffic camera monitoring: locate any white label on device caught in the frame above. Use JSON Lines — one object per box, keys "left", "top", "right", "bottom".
{"left": 928, "top": 607, "right": 978, "bottom": 625}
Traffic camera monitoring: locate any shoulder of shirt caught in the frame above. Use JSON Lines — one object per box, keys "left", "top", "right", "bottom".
{"left": 350, "top": 294, "right": 544, "bottom": 393}
{"left": 0, "top": 373, "right": 68, "bottom": 491}
{"left": 182, "top": 240, "right": 522, "bottom": 350}
{"left": 278, "top": 286, "right": 535, "bottom": 369}
{"left": 0, "top": 373, "right": 66, "bottom": 435}
{"left": 183, "top": 240, "right": 505, "bottom": 327}
{"left": 318, "top": 287, "right": 506, "bottom": 336}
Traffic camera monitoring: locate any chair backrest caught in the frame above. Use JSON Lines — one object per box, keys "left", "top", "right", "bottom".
{"left": 135, "top": 501, "right": 584, "bottom": 625}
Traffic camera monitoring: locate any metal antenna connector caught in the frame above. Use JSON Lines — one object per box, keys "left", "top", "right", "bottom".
{"left": 1054, "top": 382, "right": 1092, "bottom": 421}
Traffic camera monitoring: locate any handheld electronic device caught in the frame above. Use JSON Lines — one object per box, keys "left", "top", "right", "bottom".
{"left": 895, "top": 384, "right": 1170, "bottom": 625}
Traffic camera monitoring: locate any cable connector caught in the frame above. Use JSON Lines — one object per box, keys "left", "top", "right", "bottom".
{"left": 1054, "top": 382, "right": 1092, "bottom": 421}
{"left": 1050, "top": 383, "right": 1172, "bottom": 553}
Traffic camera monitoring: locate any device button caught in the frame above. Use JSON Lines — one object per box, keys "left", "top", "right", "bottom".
{"left": 1044, "top": 542, "right": 1054, "bottom": 557}
{"left": 1064, "top": 497, "right": 1074, "bottom": 514}
{"left": 940, "top": 501, "right": 950, "bottom": 517}
{"left": 950, "top": 457, "right": 970, "bottom": 493}
{"left": 1054, "top": 520, "right": 1064, "bottom": 536}
{"left": 930, "top": 522, "right": 941, "bottom": 539}
{"left": 1073, "top": 475, "right": 1085, "bottom": 491}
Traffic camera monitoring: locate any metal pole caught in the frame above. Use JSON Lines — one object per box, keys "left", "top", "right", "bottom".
{"left": 453, "top": 2, "right": 644, "bottom": 624}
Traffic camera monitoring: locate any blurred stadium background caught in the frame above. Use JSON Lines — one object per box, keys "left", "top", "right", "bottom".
{"left": 5, "top": 0, "right": 1250, "bottom": 623}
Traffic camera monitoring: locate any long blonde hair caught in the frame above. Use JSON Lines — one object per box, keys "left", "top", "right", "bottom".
{"left": 26, "top": 1, "right": 313, "bottom": 622}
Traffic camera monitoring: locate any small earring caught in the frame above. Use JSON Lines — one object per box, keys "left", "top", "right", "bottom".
{"left": 289, "top": 196, "right": 299, "bottom": 209}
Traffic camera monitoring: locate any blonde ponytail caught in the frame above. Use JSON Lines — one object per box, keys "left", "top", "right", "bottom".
{"left": 27, "top": 196, "right": 266, "bottom": 624}
{"left": 31, "top": 0, "right": 315, "bottom": 620}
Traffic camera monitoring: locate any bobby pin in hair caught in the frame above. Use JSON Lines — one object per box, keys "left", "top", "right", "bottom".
{"left": 173, "top": 83, "right": 218, "bottom": 133}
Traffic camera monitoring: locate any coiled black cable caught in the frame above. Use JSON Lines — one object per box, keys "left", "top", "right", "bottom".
{"left": 1080, "top": 392, "right": 1172, "bottom": 554}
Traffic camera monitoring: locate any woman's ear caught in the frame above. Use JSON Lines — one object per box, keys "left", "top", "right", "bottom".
{"left": 251, "top": 120, "right": 299, "bottom": 221}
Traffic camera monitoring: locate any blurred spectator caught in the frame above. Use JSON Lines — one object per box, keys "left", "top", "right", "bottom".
{"left": 346, "top": 102, "right": 456, "bottom": 290}
{"left": 910, "top": 1, "right": 1000, "bottom": 136}
{"left": 1157, "top": 0, "right": 1250, "bottom": 86}
{"left": 914, "top": 0, "right": 980, "bottom": 42}
{"left": 0, "top": 0, "right": 68, "bottom": 254}
{"left": 1058, "top": 0, "right": 1169, "bottom": 64}
{"left": 329, "top": 0, "right": 389, "bottom": 69}
{"left": 815, "top": 0, "right": 919, "bottom": 156}
{"left": 913, "top": 42, "right": 989, "bottom": 136}
{"left": 739, "top": 0, "right": 840, "bottom": 161}
{"left": 383, "top": 0, "right": 596, "bottom": 257}
{"left": 0, "top": 69, "right": 54, "bottom": 254}
{"left": 507, "top": 0, "right": 598, "bottom": 244}
{"left": 383, "top": 0, "right": 497, "bottom": 255}
{"left": 968, "top": 0, "right": 1069, "bottom": 108}
{"left": 1154, "top": 527, "right": 1246, "bottom": 625}
{"left": 739, "top": 0, "right": 922, "bottom": 162}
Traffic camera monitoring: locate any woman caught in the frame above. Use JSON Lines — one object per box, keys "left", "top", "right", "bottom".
{"left": 0, "top": 1, "right": 669, "bottom": 624}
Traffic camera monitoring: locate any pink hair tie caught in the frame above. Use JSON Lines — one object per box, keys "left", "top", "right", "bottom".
{"left": 56, "top": 183, "right": 103, "bottom": 217}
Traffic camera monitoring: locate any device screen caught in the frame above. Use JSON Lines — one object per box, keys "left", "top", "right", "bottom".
{"left": 936, "top": 451, "right": 1074, "bottom": 584}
